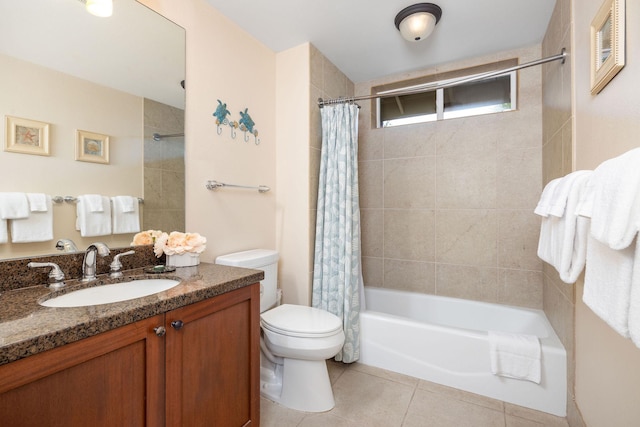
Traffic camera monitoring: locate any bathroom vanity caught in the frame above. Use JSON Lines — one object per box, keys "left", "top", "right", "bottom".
{"left": 0, "top": 262, "right": 262, "bottom": 426}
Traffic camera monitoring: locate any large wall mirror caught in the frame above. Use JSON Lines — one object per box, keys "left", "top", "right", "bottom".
{"left": 0, "top": 0, "right": 185, "bottom": 260}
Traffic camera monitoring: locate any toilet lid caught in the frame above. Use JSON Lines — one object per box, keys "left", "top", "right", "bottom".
{"left": 261, "top": 304, "right": 343, "bottom": 338}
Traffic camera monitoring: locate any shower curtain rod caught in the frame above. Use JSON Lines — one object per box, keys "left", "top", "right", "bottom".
{"left": 153, "top": 132, "right": 184, "bottom": 141}
{"left": 318, "top": 48, "right": 567, "bottom": 108}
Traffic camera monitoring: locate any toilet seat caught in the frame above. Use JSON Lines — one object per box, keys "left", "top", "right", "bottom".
{"left": 261, "top": 304, "right": 343, "bottom": 338}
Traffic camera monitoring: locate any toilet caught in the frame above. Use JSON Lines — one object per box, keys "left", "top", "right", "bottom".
{"left": 215, "top": 249, "right": 345, "bottom": 412}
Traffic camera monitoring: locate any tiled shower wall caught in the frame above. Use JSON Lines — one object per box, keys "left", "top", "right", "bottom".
{"left": 143, "top": 98, "right": 185, "bottom": 233}
{"left": 355, "top": 46, "right": 544, "bottom": 309}
{"left": 541, "top": 0, "right": 584, "bottom": 425}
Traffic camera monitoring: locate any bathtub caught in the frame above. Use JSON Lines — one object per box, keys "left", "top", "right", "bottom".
{"left": 359, "top": 287, "right": 567, "bottom": 417}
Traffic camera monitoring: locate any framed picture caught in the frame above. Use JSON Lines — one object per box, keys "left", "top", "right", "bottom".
{"left": 4, "top": 116, "right": 50, "bottom": 156}
{"left": 590, "top": 0, "right": 625, "bottom": 94}
{"left": 76, "top": 130, "right": 109, "bottom": 164}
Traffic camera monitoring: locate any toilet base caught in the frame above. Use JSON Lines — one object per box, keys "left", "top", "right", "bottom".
{"left": 260, "top": 355, "right": 336, "bottom": 412}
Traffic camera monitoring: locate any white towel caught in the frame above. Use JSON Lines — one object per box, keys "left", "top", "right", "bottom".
{"left": 628, "top": 237, "right": 640, "bottom": 347}
{"left": 0, "top": 192, "right": 30, "bottom": 219}
{"left": 26, "top": 193, "right": 48, "bottom": 212}
{"left": 576, "top": 148, "right": 640, "bottom": 250}
{"left": 112, "top": 195, "right": 136, "bottom": 213}
{"left": 80, "top": 194, "right": 105, "bottom": 213}
{"left": 534, "top": 178, "right": 561, "bottom": 217}
{"left": 10, "top": 195, "right": 54, "bottom": 243}
{"left": 536, "top": 172, "right": 591, "bottom": 283}
{"left": 488, "top": 331, "right": 541, "bottom": 383}
{"left": 548, "top": 171, "right": 591, "bottom": 217}
{"left": 0, "top": 219, "right": 8, "bottom": 244}
{"left": 111, "top": 196, "right": 140, "bottom": 234}
{"left": 76, "top": 195, "right": 112, "bottom": 237}
{"left": 583, "top": 235, "right": 635, "bottom": 338}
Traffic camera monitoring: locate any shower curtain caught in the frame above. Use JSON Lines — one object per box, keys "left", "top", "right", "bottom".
{"left": 312, "top": 102, "right": 362, "bottom": 363}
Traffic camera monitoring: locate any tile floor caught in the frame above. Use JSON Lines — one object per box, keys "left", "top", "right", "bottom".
{"left": 260, "top": 361, "right": 569, "bottom": 427}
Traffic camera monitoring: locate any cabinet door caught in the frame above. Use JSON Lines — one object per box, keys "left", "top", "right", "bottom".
{"left": 0, "top": 314, "right": 165, "bottom": 427}
{"left": 165, "top": 283, "right": 260, "bottom": 427}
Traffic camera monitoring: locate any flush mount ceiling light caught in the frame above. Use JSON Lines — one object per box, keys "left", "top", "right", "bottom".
{"left": 85, "top": 0, "right": 113, "bottom": 17}
{"left": 395, "top": 3, "right": 442, "bottom": 42}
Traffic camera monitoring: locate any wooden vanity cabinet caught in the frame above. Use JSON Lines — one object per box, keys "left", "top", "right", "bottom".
{"left": 0, "top": 283, "right": 260, "bottom": 427}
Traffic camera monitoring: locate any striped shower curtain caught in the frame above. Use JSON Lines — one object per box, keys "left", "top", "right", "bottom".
{"left": 312, "top": 102, "right": 362, "bottom": 363}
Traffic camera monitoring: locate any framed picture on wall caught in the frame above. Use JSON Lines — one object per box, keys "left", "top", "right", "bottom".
{"left": 76, "top": 130, "right": 110, "bottom": 164}
{"left": 4, "top": 116, "right": 50, "bottom": 156}
{"left": 590, "top": 0, "right": 625, "bottom": 94}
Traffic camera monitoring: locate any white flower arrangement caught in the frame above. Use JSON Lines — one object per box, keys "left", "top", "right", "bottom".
{"left": 132, "top": 230, "right": 207, "bottom": 258}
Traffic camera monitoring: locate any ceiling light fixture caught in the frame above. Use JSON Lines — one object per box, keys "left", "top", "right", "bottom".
{"left": 85, "top": 0, "right": 113, "bottom": 17}
{"left": 394, "top": 3, "right": 442, "bottom": 42}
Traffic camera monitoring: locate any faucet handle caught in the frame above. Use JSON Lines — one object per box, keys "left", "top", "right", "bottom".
{"left": 28, "top": 262, "right": 66, "bottom": 289}
{"left": 109, "top": 250, "right": 136, "bottom": 278}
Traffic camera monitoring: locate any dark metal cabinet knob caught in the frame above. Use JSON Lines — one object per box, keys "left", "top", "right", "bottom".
{"left": 171, "top": 320, "right": 184, "bottom": 330}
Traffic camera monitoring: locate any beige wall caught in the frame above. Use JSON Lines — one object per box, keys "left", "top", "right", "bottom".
{"left": 0, "top": 53, "right": 143, "bottom": 258}
{"left": 571, "top": 0, "right": 640, "bottom": 426}
{"left": 355, "top": 46, "right": 544, "bottom": 309}
{"left": 141, "top": 0, "right": 276, "bottom": 264}
{"left": 275, "top": 43, "right": 311, "bottom": 305}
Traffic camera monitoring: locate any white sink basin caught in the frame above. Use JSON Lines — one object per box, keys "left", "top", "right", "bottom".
{"left": 40, "top": 279, "right": 181, "bottom": 308}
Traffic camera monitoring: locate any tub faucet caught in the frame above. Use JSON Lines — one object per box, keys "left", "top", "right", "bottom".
{"left": 82, "top": 242, "right": 110, "bottom": 282}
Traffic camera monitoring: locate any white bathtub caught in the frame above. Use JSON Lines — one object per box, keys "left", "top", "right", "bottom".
{"left": 359, "top": 287, "right": 567, "bottom": 416}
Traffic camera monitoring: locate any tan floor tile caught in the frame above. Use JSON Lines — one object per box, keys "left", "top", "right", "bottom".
{"left": 417, "top": 379, "right": 504, "bottom": 411}
{"left": 299, "top": 413, "right": 363, "bottom": 427}
{"left": 402, "top": 388, "right": 506, "bottom": 427}
{"left": 505, "top": 414, "right": 546, "bottom": 427}
{"left": 352, "top": 362, "right": 420, "bottom": 387}
{"left": 327, "top": 359, "right": 347, "bottom": 384}
{"left": 330, "top": 369, "right": 415, "bottom": 427}
{"left": 259, "top": 397, "right": 306, "bottom": 427}
{"left": 505, "top": 403, "right": 569, "bottom": 427}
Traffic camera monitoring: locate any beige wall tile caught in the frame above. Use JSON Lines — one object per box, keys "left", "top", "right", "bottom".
{"left": 436, "top": 210, "right": 498, "bottom": 267}
{"left": 384, "top": 209, "right": 435, "bottom": 261}
{"left": 497, "top": 210, "right": 541, "bottom": 270}
{"left": 383, "top": 121, "right": 437, "bottom": 159}
{"left": 436, "top": 264, "right": 499, "bottom": 302}
{"left": 383, "top": 259, "right": 436, "bottom": 294}
{"left": 436, "top": 149, "right": 497, "bottom": 209}
{"left": 361, "top": 208, "right": 383, "bottom": 257}
{"left": 384, "top": 157, "right": 435, "bottom": 209}
{"left": 497, "top": 148, "right": 541, "bottom": 209}
{"left": 359, "top": 160, "right": 383, "bottom": 208}
{"left": 362, "top": 256, "right": 383, "bottom": 287}
{"left": 498, "top": 269, "right": 543, "bottom": 309}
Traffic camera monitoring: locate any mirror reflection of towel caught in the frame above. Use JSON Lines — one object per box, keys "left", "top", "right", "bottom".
{"left": 10, "top": 195, "right": 54, "bottom": 242}
{"left": 111, "top": 196, "right": 140, "bottom": 234}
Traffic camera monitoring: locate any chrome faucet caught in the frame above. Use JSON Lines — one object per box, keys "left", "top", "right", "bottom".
{"left": 55, "top": 239, "right": 79, "bottom": 252}
{"left": 82, "top": 242, "right": 110, "bottom": 282}
{"left": 28, "top": 262, "right": 66, "bottom": 289}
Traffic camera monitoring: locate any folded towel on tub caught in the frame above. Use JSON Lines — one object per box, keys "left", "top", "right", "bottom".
{"left": 488, "top": 331, "right": 541, "bottom": 384}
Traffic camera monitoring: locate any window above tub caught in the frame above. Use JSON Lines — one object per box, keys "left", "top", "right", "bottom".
{"left": 374, "top": 59, "right": 518, "bottom": 128}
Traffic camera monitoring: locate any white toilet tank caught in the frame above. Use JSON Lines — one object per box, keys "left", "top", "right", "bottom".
{"left": 215, "top": 249, "right": 279, "bottom": 313}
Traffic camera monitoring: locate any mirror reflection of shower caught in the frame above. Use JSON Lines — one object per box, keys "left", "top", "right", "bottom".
{"left": 143, "top": 99, "right": 185, "bottom": 233}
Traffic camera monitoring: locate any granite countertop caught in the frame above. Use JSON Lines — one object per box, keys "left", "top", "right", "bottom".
{"left": 0, "top": 262, "right": 263, "bottom": 366}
